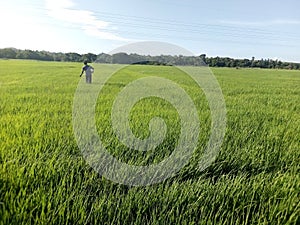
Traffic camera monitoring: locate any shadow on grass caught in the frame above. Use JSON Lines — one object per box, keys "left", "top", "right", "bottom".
{"left": 174, "top": 161, "right": 282, "bottom": 184}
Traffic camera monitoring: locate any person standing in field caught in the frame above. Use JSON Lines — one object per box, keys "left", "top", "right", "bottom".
{"left": 80, "top": 60, "right": 94, "bottom": 84}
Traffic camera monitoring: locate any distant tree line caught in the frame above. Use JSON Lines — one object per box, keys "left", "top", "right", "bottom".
{"left": 0, "top": 48, "right": 98, "bottom": 63}
{"left": 0, "top": 48, "right": 299, "bottom": 70}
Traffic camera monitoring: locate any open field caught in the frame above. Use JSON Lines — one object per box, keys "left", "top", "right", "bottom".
{"left": 0, "top": 60, "right": 299, "bottom": 224}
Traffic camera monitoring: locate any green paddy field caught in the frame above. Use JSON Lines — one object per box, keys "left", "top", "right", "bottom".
{"left": 0, "top": 60, "right": 299, "bottom": 224}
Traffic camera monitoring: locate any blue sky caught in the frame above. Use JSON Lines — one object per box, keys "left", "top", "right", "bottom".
{"left": 1, "top": 0, "right": 300, "bottom": 62}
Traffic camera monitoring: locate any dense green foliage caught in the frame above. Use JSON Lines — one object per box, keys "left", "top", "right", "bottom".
{"left": 0, "top": 60, "right": 299, "bottom": 224}
{"left": 0, "top": 48, "right": 98, "bottom": 63}
{"left": 0, "top": 48, "right": 299, "bottom": 70}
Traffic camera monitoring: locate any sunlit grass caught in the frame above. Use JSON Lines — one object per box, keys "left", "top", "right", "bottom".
{"left": 0, "top": 60, "right": 299, "bottom": 224}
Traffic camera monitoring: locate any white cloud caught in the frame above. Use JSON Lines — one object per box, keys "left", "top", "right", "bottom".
{"left": 219, "top": 19, "right": 300, "bottom": 26}
{"left": 46, "top": 0, "right": 75, "bottom": 9}
{"left": 45, "top": 0, "right": 128, "bottom": 41}
{"left": 0, "top": 7, "right": 73, "bottom": 52}
{"left": 271, "top": 20, "right": 300, "bottom": 25}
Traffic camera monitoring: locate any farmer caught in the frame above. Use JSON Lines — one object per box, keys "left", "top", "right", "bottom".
{"left": 80, "top": 60, "right": 94, "bottom": 84}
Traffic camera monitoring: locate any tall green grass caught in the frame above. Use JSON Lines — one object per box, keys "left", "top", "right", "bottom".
{"left": 0, "top": 60, "right": 299, "bottom": 224}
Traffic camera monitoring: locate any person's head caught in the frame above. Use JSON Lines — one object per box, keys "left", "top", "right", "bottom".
{"left": 84, "top": 60, "right": 88, "bottom": 65}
